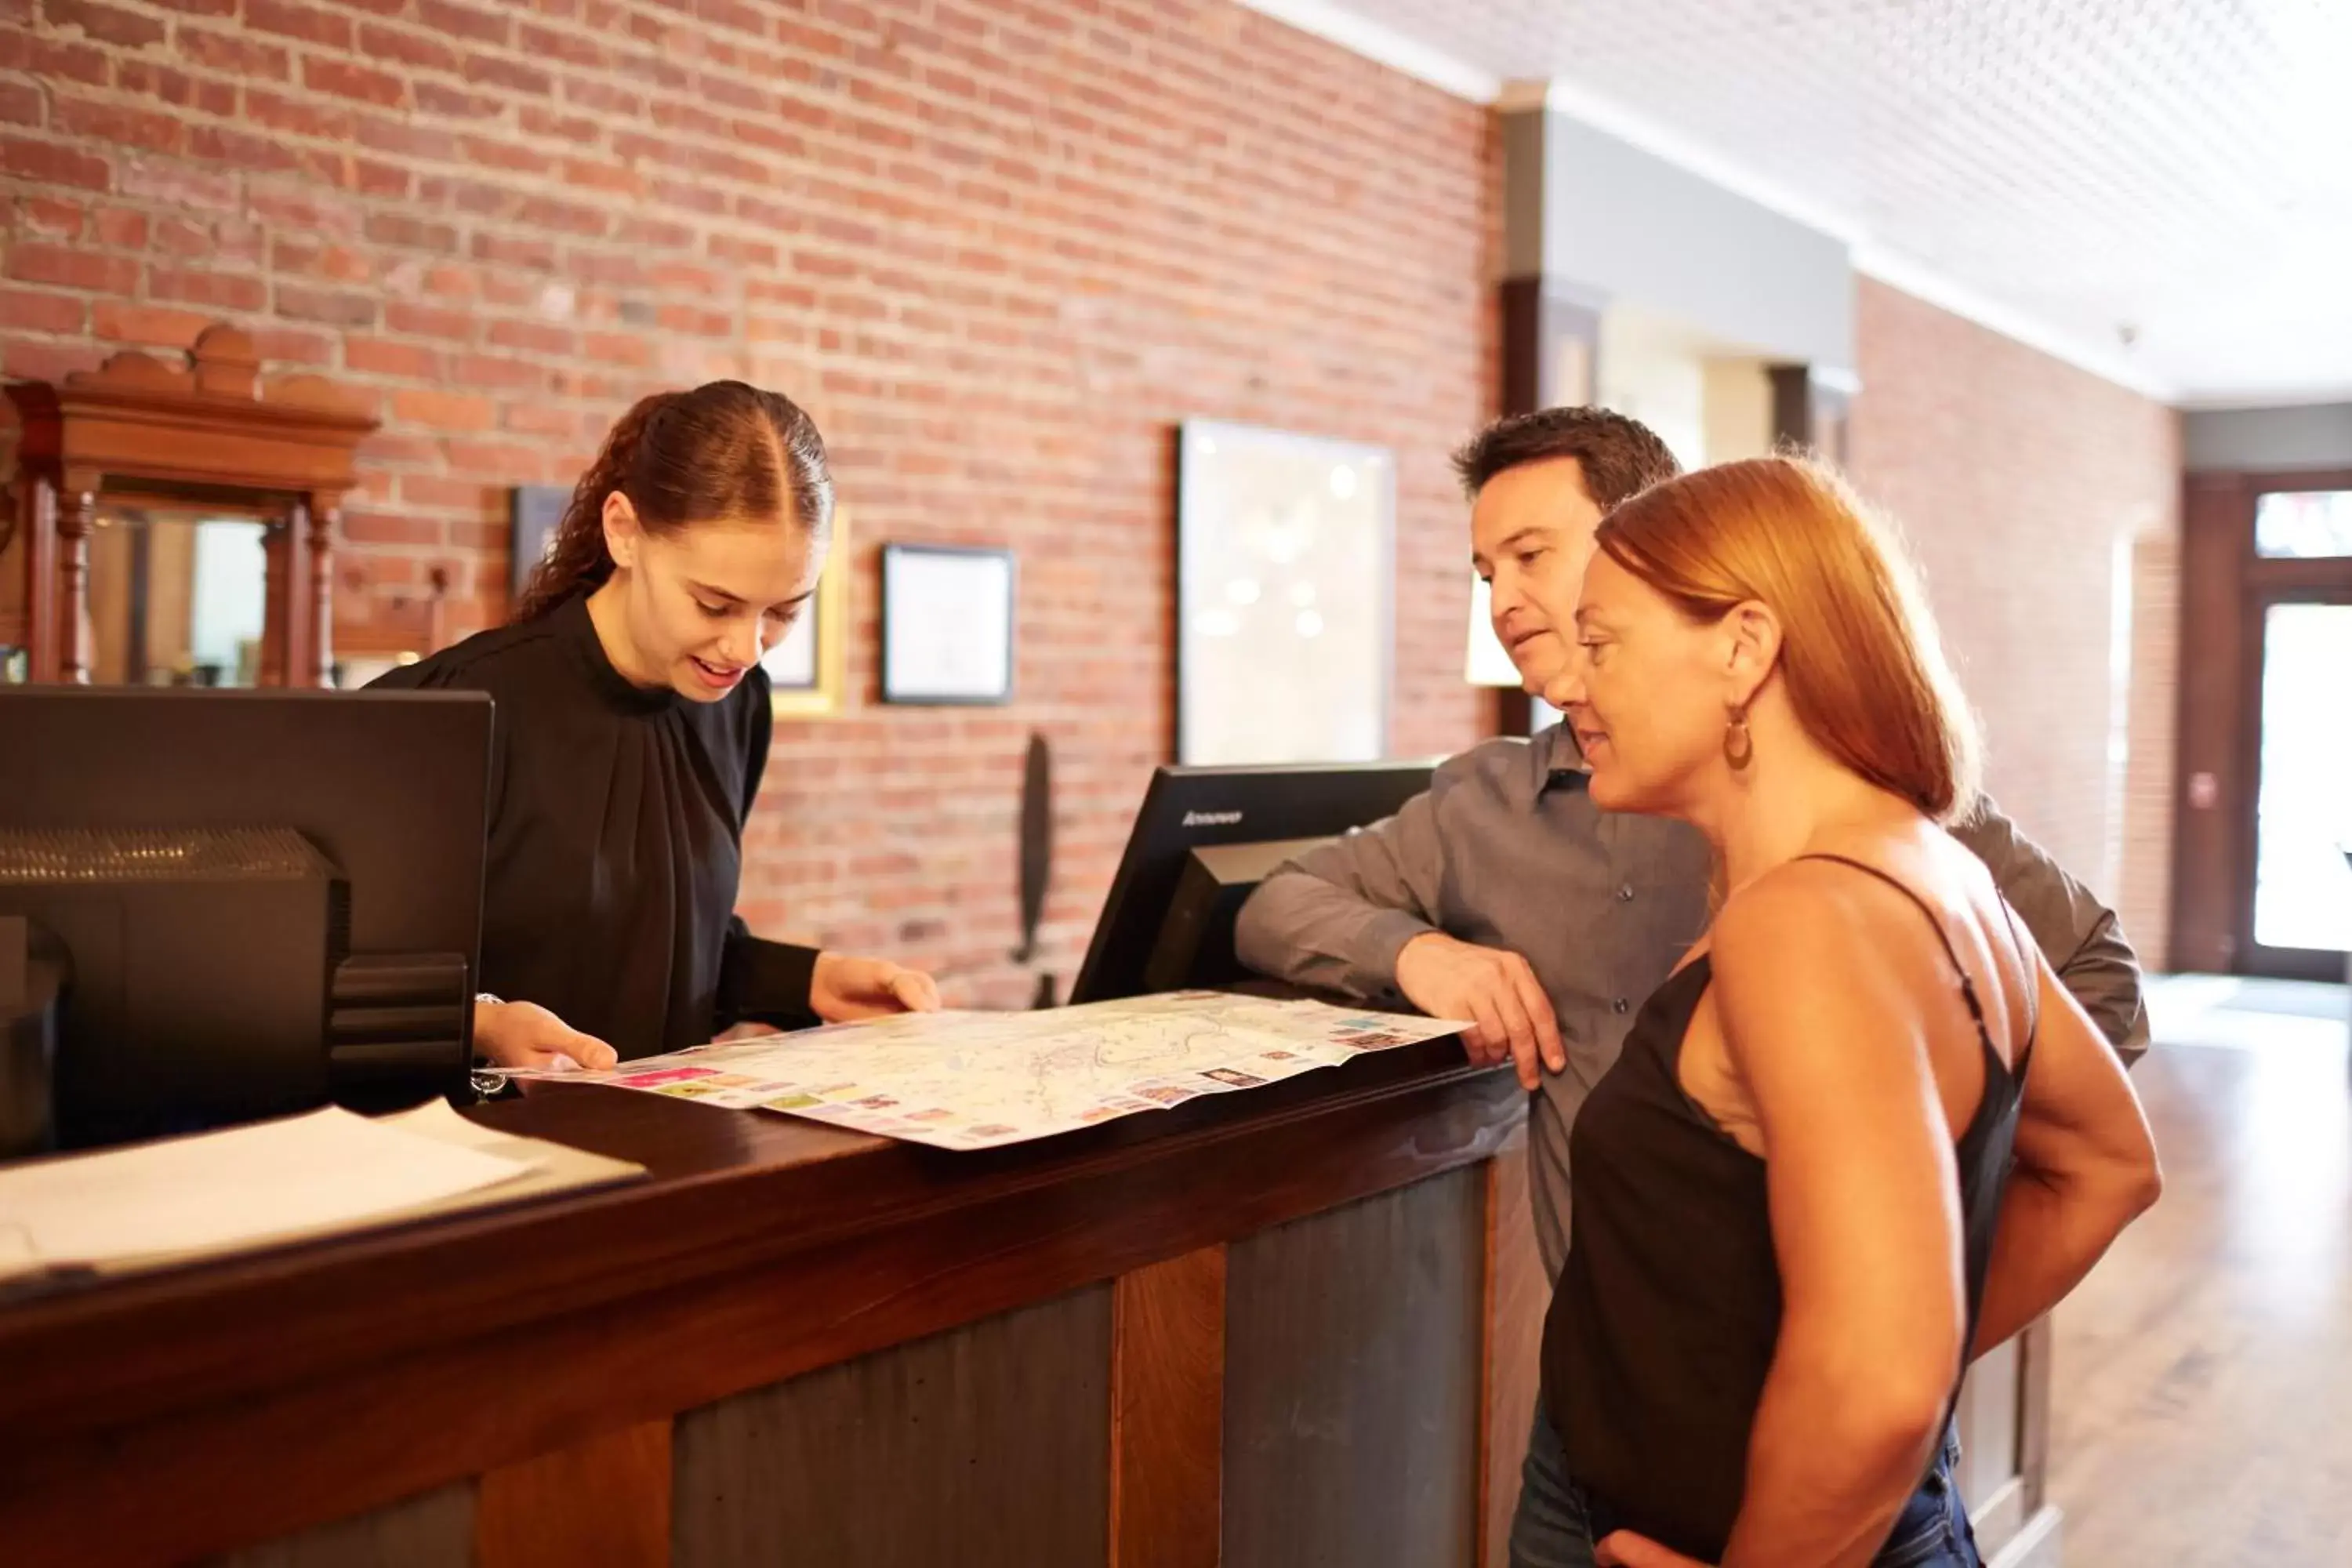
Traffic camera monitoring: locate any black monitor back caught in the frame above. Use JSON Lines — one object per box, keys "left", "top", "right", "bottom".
{"left": 1073, "top": 760, "right": 1435, "bottom": 1004}
{"left": 0, "top": 686, "right": 492, "bottom": 965}
{"left": 0, "top": 687, "right": 493, "bottom": 1142}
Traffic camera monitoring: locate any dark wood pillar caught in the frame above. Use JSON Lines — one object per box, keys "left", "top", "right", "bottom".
{"left": 260, "top": 514, "right": 294, "bottom": 688}
{"left": 2172, "top": 474, "right": 2251, "bottom": 973}
{"left": 1499, "top": 279, "right": 1602, "bottom": 418}
{"left": 1109, "top": 1244, "right": 1227, "bottom": 1568}
{"left": 477, "top": 1418, "right": 672, "bottom": 1568}
{"left": 303, "top": 492, "right": 339, "bottom": 688}
{"left": 55, "top": 480, "right": 95, "bottom": 685}
{"left": 22, "top": 473, "right": 59, "bottom": 684}
{"left": 1476, "top": 1133, "right": 1545, "bottom": 1567}
{"left": 1768, "top": 363, "right": 1853, "bottom": 466}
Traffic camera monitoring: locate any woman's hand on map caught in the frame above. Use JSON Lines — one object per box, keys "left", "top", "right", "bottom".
{"left": 473, "top": 999, "right": 617, "bottom": 1072}
{"left": 811, "top": 953, "right": 942, "bottom": 1023}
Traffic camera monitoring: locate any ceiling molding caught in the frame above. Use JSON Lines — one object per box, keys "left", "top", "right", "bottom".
{"left": 1534, "top": 78, "right": 2176, "bottom": 401}
{"left": 1234, "top": 0, "right": 1501, "bottom": 101}
{"left": 1527, "top": 77, "right": 1864, "bottom": 250}
{"left": 1232, "top": 1, "right": 2177, "bottom": 404}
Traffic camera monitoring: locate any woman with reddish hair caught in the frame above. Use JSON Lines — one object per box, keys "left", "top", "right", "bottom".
{"left": 1523, "top": 456, "right": 2160, "bottom": 1567}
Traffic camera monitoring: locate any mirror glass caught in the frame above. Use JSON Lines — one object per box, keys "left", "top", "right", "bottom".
{"left": 85, "top": 507, "right": 270, "bottom": 687}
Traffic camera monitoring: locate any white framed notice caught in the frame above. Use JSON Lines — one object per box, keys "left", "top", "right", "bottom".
{"left": 1176, "top": 419, "right": 1395, "bottom": 766}
{"left": 761, "top": 505, "right": 850, "bottom": 719}
{"left": 764, "top": 609, "right": 817, "bottom": 688}
{"left": 880, "top": 543, "right": 1016, "bottom": 706}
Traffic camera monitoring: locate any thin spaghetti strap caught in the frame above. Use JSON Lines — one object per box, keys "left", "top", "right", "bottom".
{"left": 1992, "top": 891, "right": 2040, "bottom": 1063}
{"left": 1789, "top": 853, "right": 1992, "bottom": 1040}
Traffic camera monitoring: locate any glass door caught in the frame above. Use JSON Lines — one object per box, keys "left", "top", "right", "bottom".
{"left": 2239, "top": 505, "right": 2352, "bottom": 968}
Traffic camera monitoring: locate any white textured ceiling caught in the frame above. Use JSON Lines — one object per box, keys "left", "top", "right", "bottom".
{"left": 1253, "top": 0, "right": 2352, "bottom": 406}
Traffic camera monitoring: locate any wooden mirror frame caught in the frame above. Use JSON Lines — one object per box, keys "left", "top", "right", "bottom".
{"left": 3, "top": 322, "right": 378, "bottom": 686}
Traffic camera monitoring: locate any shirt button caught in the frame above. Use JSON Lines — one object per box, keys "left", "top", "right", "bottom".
{"left": 1613, "top": 997, "right": 1630, "bottom": 1014}
{"left": 1617, "top": 884, "right": 1635, "bottom": 902}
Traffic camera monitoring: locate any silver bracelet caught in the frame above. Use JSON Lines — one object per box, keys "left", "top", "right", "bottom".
{"left": 470, "top": 993, "right": 506, "bottom": 1098}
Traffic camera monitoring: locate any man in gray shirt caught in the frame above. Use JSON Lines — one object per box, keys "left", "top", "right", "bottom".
{"left": 1234, "top": 408, "right": 2149, "bottom": 1279}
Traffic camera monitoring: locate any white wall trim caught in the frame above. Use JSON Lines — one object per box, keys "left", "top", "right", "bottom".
{"left": 1232, "top": 2, "right": 2176, "bottom": 403}
{"left": 1985, "top": 1505, "right": 2063, "bottom": 1568}
{"left": 1233, "top": 0, "right": 1500, "bottom": 101}
{"left": 1530, "top": 78, "right": 1866, "bottom": 250}
{"left": 2174, "top": 388, "right": 2352, "bottom": 413}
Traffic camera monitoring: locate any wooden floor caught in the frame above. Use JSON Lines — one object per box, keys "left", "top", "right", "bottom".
{"left": 2045, "top": 979, "right": 2352, "bottom": 1566}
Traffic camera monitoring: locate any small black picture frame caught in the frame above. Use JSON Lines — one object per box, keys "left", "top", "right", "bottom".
{"left": 880, "top": 543, "right": 1016, "bottom": 706}
{"left": 509, "top": 485, "right": 569, "bottom": 603}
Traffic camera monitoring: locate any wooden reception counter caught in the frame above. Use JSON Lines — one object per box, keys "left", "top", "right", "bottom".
{"left": 0, "top": 1036, "right": 2058, "bottom": 1568}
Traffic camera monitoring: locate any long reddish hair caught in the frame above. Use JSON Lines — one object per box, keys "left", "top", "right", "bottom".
{"left": 1594, "top": 456, "right": 1980, "bottom": 823}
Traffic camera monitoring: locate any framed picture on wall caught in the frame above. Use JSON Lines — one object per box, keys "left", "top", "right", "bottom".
{"left": 1176, "top": 419, "right": 1395, "bottom": 765}
{"left": 509, "top": 485, "right": 568, "bottom": 602}
{"left": 880, "top": 543, "right": 1015, "bottom": 706}
{"left": 764, "top": 506, "right": 851, "bottom": 719}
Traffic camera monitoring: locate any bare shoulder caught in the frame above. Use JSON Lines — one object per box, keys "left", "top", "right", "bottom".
{"left": 1708, "top": 846, "right": 1987, "bottom": 1063}
{"left": 1711, "top": 833, "right": 2034, "bottom": 1124}
{"left": 1711, "top": 855, "right": 1935, "bottom": 977}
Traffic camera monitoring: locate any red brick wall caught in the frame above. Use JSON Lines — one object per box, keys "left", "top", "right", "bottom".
{"left": 0, "top": 0, "right": 1499, "bottom": 1004}
{"left": 1848, "top": 278, "right": 2180, "bottom": 964}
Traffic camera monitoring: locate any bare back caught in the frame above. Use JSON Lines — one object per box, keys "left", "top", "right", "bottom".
{"left": 1679, "top": 820, "right": 2035, "bottom": 1159}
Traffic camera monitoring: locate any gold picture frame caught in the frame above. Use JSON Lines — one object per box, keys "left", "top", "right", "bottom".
{"left": 765, "top": 505, "right": 850, "bottom": 719}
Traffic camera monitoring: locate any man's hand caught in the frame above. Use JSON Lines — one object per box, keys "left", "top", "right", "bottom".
{"left": 811, "top": 953, "right": 942, "bottom": 1022}
{"left": 1394, "top": 931, "right": 1563, "bottom": 1090}
{"left": 473, "top": 999, "right": 618, "bottom": 1072}
{"left": 1597, "top": 1530, "right": 1711, "bottom": 1567}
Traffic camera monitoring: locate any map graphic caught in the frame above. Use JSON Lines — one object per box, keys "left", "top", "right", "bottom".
{"left": 503, "top": 991, "right": 1468, "bottom": 1150}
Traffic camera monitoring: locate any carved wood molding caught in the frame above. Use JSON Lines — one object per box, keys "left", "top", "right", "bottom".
{"left": 4, "top": 319, "right": 381, "bottom": 684}
{"left": 62, "top": 324, "right": 370, "bottom": 421}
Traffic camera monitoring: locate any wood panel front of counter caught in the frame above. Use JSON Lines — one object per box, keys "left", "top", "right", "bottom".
{"left": 0, "top": 1037, "right": 1537, "bottom": 1568}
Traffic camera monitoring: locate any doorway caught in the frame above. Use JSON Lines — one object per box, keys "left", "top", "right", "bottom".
{"left": 2251, "top": 594, "right": 2352, "bottom": 969}
{"left": 2175, "top": 474, "right": 2352, "bottom": 978}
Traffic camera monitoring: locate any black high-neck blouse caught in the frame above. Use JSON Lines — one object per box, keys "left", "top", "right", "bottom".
{"left": 372, "top": 593, "right": 818, "bottom": 1058}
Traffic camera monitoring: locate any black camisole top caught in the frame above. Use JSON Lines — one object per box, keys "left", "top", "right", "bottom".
{"left": 1542, "top": 854, "right": 2034, "bottom": 1561}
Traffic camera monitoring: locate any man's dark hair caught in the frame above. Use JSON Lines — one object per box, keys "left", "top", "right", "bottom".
{"left": 1449, "top": 406, "right": 1683, "bottom": 508}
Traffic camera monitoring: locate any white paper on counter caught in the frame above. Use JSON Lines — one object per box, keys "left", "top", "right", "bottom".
{"left": 0, "top": 1104, "right": 528, "bottom": 1279}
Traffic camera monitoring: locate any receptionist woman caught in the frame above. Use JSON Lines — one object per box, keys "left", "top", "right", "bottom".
{"left": 375, "top": 381, "right": 939, "bottom": 1069}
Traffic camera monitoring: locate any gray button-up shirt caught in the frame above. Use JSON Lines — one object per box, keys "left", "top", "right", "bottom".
{"left": 1232, "top": 724, "right": 2150, "bottom": 1276}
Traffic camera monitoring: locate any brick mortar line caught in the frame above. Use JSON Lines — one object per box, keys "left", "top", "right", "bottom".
{"left": 8, "top": 133, "right": 1485, "bottom": 318}
{"left": 10, "top": 9, "right": 1489, "bottom": 249}
{"left": 28, "top": 0, "right": 1478, "bottom": 188}
{"left": 6, "top": 165, "right": 1486, "bottom": 350}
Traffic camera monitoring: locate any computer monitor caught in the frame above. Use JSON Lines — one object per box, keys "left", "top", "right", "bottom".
{"left": 0, "top": 687, "right": 492, "bottom": 1149}
{"left": 1072, "top": 760, "right": 1436, "bottom": 1004}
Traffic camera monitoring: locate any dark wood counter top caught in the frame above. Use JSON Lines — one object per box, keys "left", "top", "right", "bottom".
{"left": 0, "top": 1033, "right": 1519, "bottom": 1566}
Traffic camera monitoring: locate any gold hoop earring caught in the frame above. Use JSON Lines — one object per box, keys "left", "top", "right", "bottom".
{"left": 1724, "top": 706, "right": 1753, "bottom": 771}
